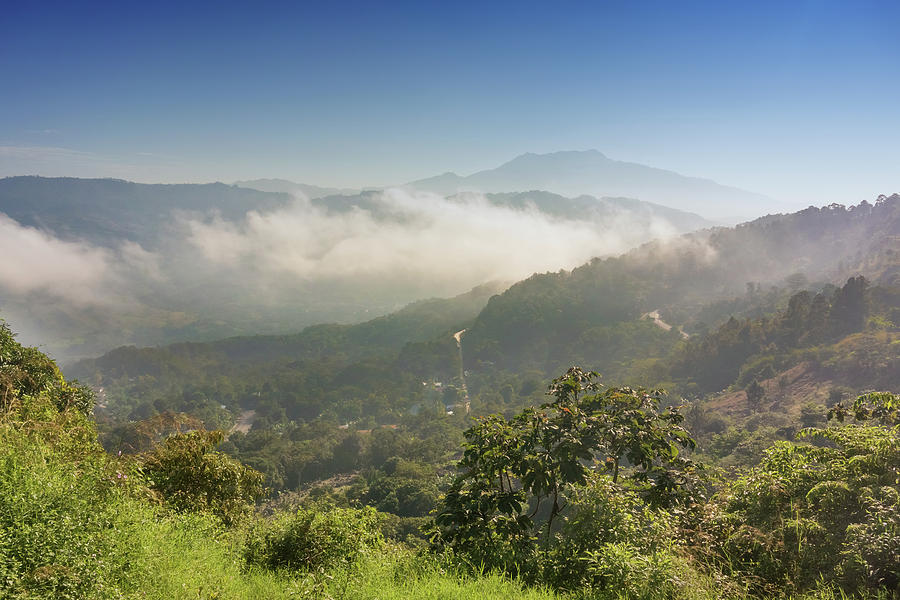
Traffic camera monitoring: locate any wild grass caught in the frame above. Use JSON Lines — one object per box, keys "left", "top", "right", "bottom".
{"left": 1, "top": 410, "right": 894, "bottom": 600}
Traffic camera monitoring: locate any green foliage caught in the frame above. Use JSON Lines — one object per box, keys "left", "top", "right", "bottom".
{"left": 1, "top": 320, "right": 94, "bottom": 417}
{"left": 358, "top": 471, "right": 440, "bottom": 518}
{"left": 541, "top": 473, "right": 675, "bottom": 592}
{"left": 432, "top": 367, "right": 703, "bottom": 589}
{"left": 828, "top": 391, "right": 900, "bottom": 425}
{"left": 6, "top": 317, "right": 900, "bottom": 598}
{"left": 706, "top": 413, "right": 900, "bottom": 595}
{"left": 142, "top": 430, "right": 265, "bottom": 524}
{"left": 243, "top": 505, "right": 383, "bottom": 572}
{"left": 0, "top": 405, "right": 127, "bottom": 598}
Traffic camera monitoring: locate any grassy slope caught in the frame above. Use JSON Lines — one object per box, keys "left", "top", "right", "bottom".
{"left": 4, "top": 416, "right": 887, "bottom": 600}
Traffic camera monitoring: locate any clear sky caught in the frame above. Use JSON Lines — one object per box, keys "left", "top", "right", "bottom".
{"left": 2, "top": 0, "right": 898, "bottom": 205}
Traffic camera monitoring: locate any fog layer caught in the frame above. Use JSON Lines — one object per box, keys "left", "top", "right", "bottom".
{"left": 0, "top": 188, "right": 684, "bottom": 360}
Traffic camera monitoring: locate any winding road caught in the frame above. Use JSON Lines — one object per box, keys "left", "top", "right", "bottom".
{"left": 642, "top": 310, "right": 689, "bottom": 339}
{"left": 453, "top": 329, "right": 470, "bottom": 410}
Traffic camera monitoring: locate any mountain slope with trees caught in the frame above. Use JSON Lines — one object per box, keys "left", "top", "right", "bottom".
{"left": 69, "top": 196, "right": 900, "bottom": 499}
{"left": 406, "top": 149, "right": 781, "bottom": 220}
{"left": 5, "top": 318, "right": 899, "bottom": 599}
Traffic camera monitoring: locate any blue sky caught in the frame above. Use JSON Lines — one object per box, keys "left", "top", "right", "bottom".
{"left": 1, "top": 0, "right": 898, "bottom": 204}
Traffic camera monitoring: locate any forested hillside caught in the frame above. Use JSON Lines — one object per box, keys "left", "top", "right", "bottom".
{"left": 3, "top": 320, "right": 899, "bottom": 599}
{"left": 5, "top": 198, "right": 900, "bottom": 599}
{"left": 463, "top": 195, "right": 899, "bottom": 374}
{"left": 70, "top": 283, "right": 503, "bottom": 433}
{"left": 70, "top": 196, "right": 900, "bottom": 501}
{"left": 0, "top": 176, "right": 712, "bottom": 361}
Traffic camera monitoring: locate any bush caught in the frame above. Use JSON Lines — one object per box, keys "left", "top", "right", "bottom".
{"left": 541, "top": 473, "right": 674, "bottom": 592}
{"left": 577, "top": 542, "right": 681, "bottom": 600}
{"left": 706, "top": 421, "right": 900, "bottom": 595}
{"left": 0, "top": 321, "right": 94, "bottom": 417}
{"left": 0, "top": 393, "right": 149, "bottom": 599}
{"left": 142, "top": 430, "right": 265, "bottom": 524}
{"left": 244, "top": 505, "right": 383, "bottom": 572}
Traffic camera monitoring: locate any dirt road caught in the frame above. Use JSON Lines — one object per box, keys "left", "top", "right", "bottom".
{"left": 642, "top": 310, "right": 689, "bottom": 339}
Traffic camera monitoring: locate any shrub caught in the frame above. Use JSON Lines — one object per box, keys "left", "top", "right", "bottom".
{"left": 142, "top": 430, "right": 265, "bottom": 524}
{"left": 244, "top": 505, "right": 383, "bottom": 572}
{"left": 0, "top": 395, "right": 144, "bottom": 599}
{"left": 541, "top": 473, "right": 674, "bottom": 592}
{"left": 706, "top": 420, "right": 900, "bottom": 595}
{"left": 1, "top": 321, "right": 94, "bottom": 417}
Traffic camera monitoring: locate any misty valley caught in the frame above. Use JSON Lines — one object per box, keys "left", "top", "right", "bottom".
{"left": 1, "top": 154, "right": 898, "bottom": 600}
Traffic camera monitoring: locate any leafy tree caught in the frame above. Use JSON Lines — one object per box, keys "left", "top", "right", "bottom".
{"left": 431, "top": 367, "right": 701, "bottom": 578}
{"left": 707, "top": 398, "right": 900, "bottom": 595}
{"left": 142, "top": 430, "right": 265, "bottom": 524}
{"left": 829, "top": 275, "right": 868, "bottom": 336}
{"left": 745, "top": 379, "right": 765, "bottom": 411}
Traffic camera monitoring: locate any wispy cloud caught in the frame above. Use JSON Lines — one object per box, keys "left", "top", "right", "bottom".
{"left": 185, "top": 188, "right": 678, "bottom": 295}
{"left": 0, "top": 186, "right": 691, "bottom": 359}
{"left": 0, "top": 145, "right": 96, "bottom": 161}
{"left": 0, "top": 214, "right": 118, "bottom": 306}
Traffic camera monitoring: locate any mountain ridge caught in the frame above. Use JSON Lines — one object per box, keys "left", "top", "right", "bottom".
{"left": 407, "top": 149, "right": 783, "bottom": 221}
{"left": 233, "top": 178, "right": 360, "bottom": 198}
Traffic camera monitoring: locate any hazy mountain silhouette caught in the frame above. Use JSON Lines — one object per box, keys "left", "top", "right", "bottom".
{"left": 407, "top": 150, "right": 782, "bottom": 221}
{"left": 233, "top": 178, "right": 359, "bottom": 198}
{"left": 478, "top": 191, "right": 712, "bottom": 232}
{"left": 0, "top": 176, "right": 292, "bottom": 249}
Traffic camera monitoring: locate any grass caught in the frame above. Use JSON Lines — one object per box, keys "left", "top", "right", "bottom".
{"left": 1, "top": 409, "right": 895, "bottom": 600}
{"left": 0, "top": 422, "right": 558, "bottom": 599}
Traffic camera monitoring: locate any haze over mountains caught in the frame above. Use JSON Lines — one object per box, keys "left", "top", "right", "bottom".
{"left": 71, "top": 194, "right": 900, "bottom": 439}
{"left": 232, "top": 179, "right": 359, "bottom": 199}
{"left": 0, "top": 161, "right": 715, "bottom": 362}
{"left": 232, "top": 150, "right": 782, "bottom": 222}
{"left": 404, "top": 150, "right": 782, "bottom": 221}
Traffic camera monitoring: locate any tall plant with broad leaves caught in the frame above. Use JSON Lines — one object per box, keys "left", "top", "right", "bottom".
{"left": 430, "top": 366, "right": 702, "bottom": 580}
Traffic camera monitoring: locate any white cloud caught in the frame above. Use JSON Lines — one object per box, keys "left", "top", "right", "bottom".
{"left": 185, "top": 188, "right": 678, "bottom": 295}
{"left": 0, "top": 214, "right": 117, "bottom": 305}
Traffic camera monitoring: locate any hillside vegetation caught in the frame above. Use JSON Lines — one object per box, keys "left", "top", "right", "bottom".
{"left": 5, "top": 196, "right": 899, "bottom": 598}
{"left": 0, "top": 175, "right": 711, "bottom": 361}
{"left": 3, "top": 321, "right": 899, "bottom": 599}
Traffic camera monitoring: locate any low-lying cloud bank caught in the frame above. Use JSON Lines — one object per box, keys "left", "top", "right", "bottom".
{"left": 185, "top": 189, "right": 678, "bottom": 289}
{"left": 0, "top": 214, "right": 117, "bottom": 306}
{"left": 0, "top": 188, "right": 687, "bottom": 359}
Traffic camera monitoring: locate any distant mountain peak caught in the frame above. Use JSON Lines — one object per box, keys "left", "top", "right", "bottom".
{"left": 406, "top": 149, "right": 778, "bottom": 221}
{"left": 503, "top": 149, "right": 609, "bottom": 164}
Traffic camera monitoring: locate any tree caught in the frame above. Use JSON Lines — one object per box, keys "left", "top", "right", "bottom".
{"left": 708, "top": 409, "right": 900, "bottom": 594}
{"left": 142, "top": 430, "right": 265, "bottom": 524}
{"left": 431, "top": 367, "right": 701, "bottom": 575}
{"left": 829, "top": 275, "right": 868, "bottom": 336}
{"left": 746, "top": 379, "right": 765, "bottom": 411}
